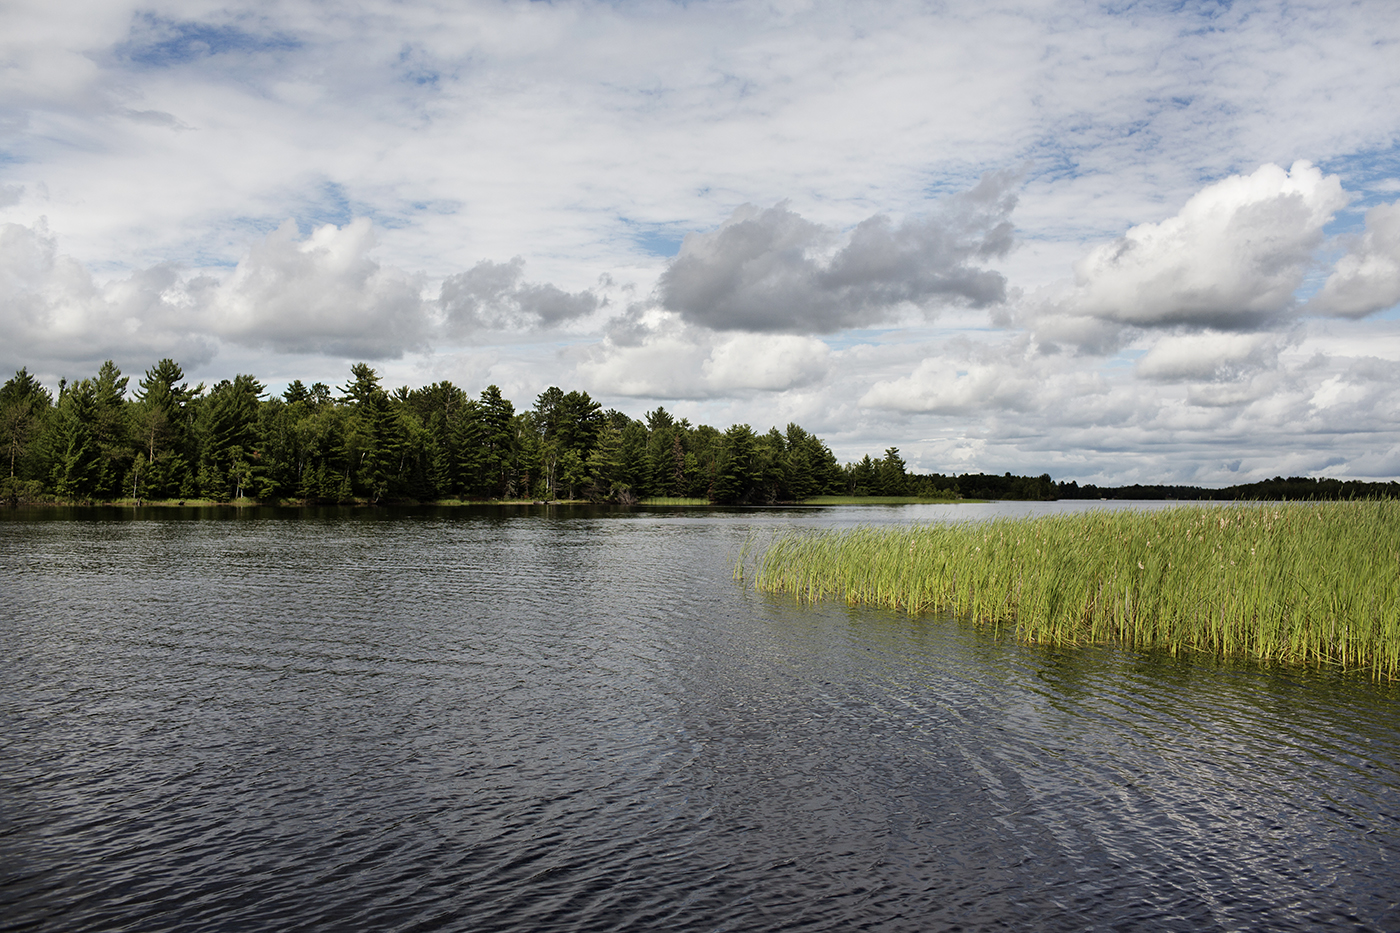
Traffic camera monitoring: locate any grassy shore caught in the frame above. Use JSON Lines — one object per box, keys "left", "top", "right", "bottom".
{"left": 743, "top": 501, "right": 1400, "bottom": 679}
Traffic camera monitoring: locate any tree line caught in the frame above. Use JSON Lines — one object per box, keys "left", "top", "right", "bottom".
{"left": 11, "top": 361, "right": 1387, "bottom": 507}
{"left": 1057, "top": 477, "right": 1400, "bottom": 501}
{"left": 885, "top": 471, "right": 1399, "bottom": 502}
{"left": 1, "top": 360, "right": 943, "bottom": 506}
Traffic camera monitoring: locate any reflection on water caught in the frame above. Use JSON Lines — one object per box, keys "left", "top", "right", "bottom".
{"left": 2, "top": 504, "right": 1397, "bottom": 932}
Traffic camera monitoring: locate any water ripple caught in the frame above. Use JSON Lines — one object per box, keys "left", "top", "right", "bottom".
{"left": 2, "top": 507, "right": 1397, "bottom": 932}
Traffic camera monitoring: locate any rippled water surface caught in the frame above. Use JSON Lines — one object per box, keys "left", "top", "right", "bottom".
{"left": 2, "top": 504, "right": 1397, "bottom": 932}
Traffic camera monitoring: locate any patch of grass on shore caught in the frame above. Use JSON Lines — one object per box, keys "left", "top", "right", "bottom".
{"left": 743, "top": 501, "right": 1400, "bottom": 679}
{"left": 638, "top": 497, "right": 714, "bottom": 506}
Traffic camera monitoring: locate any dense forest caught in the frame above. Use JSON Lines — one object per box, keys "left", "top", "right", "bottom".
{"left": 0, "top": 360, "right": 947, "bottom": 506}
{"left": 3, "top": 361, "right": 1394, "bottom": 507}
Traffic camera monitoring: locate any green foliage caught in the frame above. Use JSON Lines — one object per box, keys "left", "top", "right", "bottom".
{"left": 713, "top": 424, "right": 760, "bottom": 504}
{"left": 876, "top": 447, "right": 907, "bottom": 496}
{"left": 476, "top": 385, "right": 517, "bottom": 497}
{"left": 953, "top": 471, "right": 1056, "bottom": 501}
{"left": 618, "top": 419, "right": 648, "bottom": 495}
{"left": 198, "top": 374, "right": 265, "bottom": 500}
{"left": 131, "top": 358, "right": 202, "bottom": 498}
{"left": 644, "top": 408, "right": 688, "bottom": 498}
{"left": 89, "top": 361, "right": 133, "bottom": 499}
{"left": 51, "top": 378, "right": 102, "bottom": 499}
{"left": 1059, "top": 475, "right": 1400, "bottom": 501}
{"left": 585, "top": 422, "right": 620, "bottom": 499}
{"left": 1, "top": 367, "right": 52, "bottom": 483}
{"left": 533, "top": 387, "right": 605, "bottom": 498}
{"left": 0, "top": 367, "right": 51, "bottom": 410}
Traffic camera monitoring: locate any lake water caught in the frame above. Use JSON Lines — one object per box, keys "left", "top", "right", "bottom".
{"left": 2, "top": 502, "right": 1397, "bottom": 932}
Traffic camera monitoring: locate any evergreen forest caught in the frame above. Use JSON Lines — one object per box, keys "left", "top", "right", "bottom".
{"left": 0, "top": 360, "right": 949, "bottom": 506}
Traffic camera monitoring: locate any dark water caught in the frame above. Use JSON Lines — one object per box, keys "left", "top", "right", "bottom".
{"left": 2, "top": 504, "right": 1397, "bottom": 932}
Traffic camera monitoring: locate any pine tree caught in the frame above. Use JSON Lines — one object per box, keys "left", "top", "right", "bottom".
{"left": 713, "top": 424, "right": 760, "bottom": 504}
{"left": 1, "top": 368, "right": 52, "bottom": 487}
{"left": 91, "top": 361, "right": 132, "bottom": 499}
{"left": 51, "top": 379, "right": 101, "bottom": 500}
{"left": 201, "top": 375, "right": 265, "bottom": 500}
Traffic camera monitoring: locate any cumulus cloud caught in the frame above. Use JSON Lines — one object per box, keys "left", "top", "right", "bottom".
{"left": 702, "top": 333, "right": 831, "bottom": 392}
{"left": 0, "top": 219, "right": 215, "bottom": 368}
{"left": 657, "top": 168, "right": 1020, "bottom": 334}
{"left": 844, "top": 323, "right": 1400, "bottom": 484}
{"left": 0, "top": 216, "right": 609, "bottom": 376}
{"left": 1307, "top": 357, "right": 1400, "bottom": 413}
{"left": 1038, "top": 162, "right": 1347, "bottom": 339}
{"left": 439, "top": 257, "right": 598, "bottom": 335}
{"left": 859, "top": 337, "right": 1043, "bottom": 415}
{"left": 1134, "top": 332, "right": 1284, "bottom": 383}
{"left": 1307, "top": 201, "right": 1400, "bottom": 318}
{"left": 207, "top": 218, "right": 430, "bottom": 358}
{"left": 1025, "top": 312, "right": 1131, "bottom": 357}
{"left": 574, "top": 309, "right": 830, "bottom": 398}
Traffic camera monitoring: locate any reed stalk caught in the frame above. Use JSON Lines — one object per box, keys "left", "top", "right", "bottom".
{"left": 748, "top": 501, "right": 1400, "bottom": 679}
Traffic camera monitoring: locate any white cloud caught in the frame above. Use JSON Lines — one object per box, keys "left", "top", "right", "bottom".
{"left": 702, "top": 333, "right": 832, "bottom": 392}
{"left": 1037, "top": 162, "right": 1346, "bottom": 336}
{"left": 1307, "top": 201, "right": 1400, "bottom": 318}
{"left": 1134, "top": 332, "right": 1284, "bottom": 383}
{"left": 3, "top": 1, "right": 1400, "bottom": 484}
{"left": 0, "top": 218, "right": 214, "bottom": 369}
{"left": 0, "top": 215, "right": 597, "bottom": 375}
{"left": 574, "top": 310, "right": 830, "bottom": 399}
{"left": 206, "top": 219, "right": 430, "bottom": 358}
{"left": 815, "top": 321, "right": 1400, "bottom": 484}
{"left": 860, "top": 340, "right": 1041, "bottom": 415}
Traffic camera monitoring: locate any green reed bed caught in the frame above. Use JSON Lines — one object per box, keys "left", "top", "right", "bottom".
{"left": 745, "top": 501, "right": 1400, "bottom": 678}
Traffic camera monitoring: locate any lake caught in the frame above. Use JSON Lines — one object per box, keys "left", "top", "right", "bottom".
{"left": 2, "top": 502, "right": 1397, "bottom": 932}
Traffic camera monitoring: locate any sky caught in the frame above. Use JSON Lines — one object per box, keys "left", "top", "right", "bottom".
{"left": 3, "top": 0, "right": 1400, "bottom": 486}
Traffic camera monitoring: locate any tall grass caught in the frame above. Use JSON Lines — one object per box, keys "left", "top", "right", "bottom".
{"left": 746, "top": 501, "right": 1400, "bottom": 678}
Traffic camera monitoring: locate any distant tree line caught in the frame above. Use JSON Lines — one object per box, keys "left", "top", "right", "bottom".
{"left": 923, "top": 473, "right": 1399, "bottom": 502}
{"left": 0, "top": 360, "right": 874, "bottom": 505}
{"left": 7, "top": 362, "right": 1391, "bottom": 507}
{"left": 830, "top": 448, "right": 957, "bottom": 498}
{"left": 1057, "top": 477, "right": 1400, "bottom": 501}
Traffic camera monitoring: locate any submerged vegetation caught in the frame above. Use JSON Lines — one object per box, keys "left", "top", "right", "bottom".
{"left": 745, "top": 501, "right": 1400, "bottom": 679}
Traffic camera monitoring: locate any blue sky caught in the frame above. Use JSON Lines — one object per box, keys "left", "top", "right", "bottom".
{"left": 2, "top": 0, "right": 1399, "bottom": 484}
